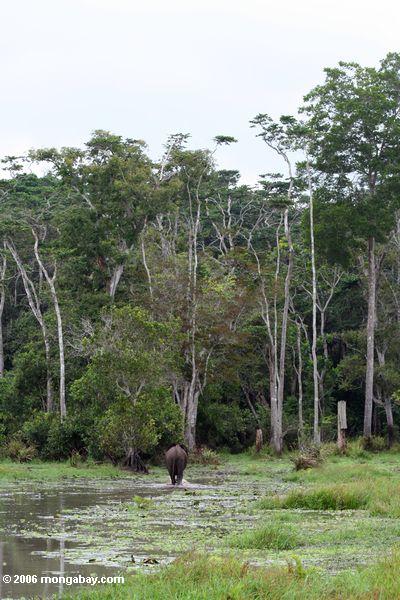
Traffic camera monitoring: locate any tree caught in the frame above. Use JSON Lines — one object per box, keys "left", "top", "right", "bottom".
{"left": 250, "top": 114, "right": 296, "bottom": 454}
{"left": 303, "top": 53, "right": 400, "bottom": 444}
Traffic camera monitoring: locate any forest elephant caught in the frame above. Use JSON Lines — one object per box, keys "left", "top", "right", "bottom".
{"left": 165, "top": 444, "right": 188, "bottom": 485}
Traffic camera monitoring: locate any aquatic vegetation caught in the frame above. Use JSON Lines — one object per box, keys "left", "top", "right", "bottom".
{"left": 226, "top": 523, "right": 303, "bottom": 550}
{"left": 3, "top": 449, "right": 400, "bottom": 597}
{"left": 130, "top": 495, "right": 155, "bottom": 510}
{"left": 63, "top": 551, "right": 400, "bottom": 599}
{"left": 258, "top": 485, "right": 369, "bottom": 511}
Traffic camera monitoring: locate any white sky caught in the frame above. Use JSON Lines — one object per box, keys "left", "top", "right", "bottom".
{"left": 1, "top": 0, "right": 399, "bottom": 183}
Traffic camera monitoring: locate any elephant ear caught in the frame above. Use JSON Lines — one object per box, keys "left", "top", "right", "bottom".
{"left": 179, "top": 443, "right": 189, "bottom": 454}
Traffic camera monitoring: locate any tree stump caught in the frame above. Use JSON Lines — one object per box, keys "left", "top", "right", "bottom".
{"left": 337, "top": 401, "right": 347, "bottom": 453}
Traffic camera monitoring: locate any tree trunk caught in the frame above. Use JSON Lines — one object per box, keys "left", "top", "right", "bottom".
{"left": 270, "top": 363, "right": 282, "bottom": 454}
{"left": 184, "top": 389, "right": 199, "bottom": 451}
{"left": 364, "top": 236, "right": 376, "bottom": 442}
{"left": 337, "top": 400, "right": 347, "bottom": 453}
{"left": 255, "top": 428, "right": 263, "bottom": 452}
{"left": 33, "top": 232, "right": 66, "bottom": 420}
{"left": 44, "top": 336, "right": 54, "bottom": 413}
{"left": 307, "top": 157, "right": 320, "bottom": 445}
{"left": 0, "top": 254, "right": 7, "bottom": 377}
{"left": 384, "top": 398, "right": 394, "bottom": 448}
{"left": 108, "top": 264, "right": 124, "bottom": 300}
{"left": 296, "top": 322, "right": 304, "bottom": 441}
{"left": 123, "top": 448, "right": 149, "bottom": 473}
{"left": 273, "top": 207, "right": 293, "bottom": 456}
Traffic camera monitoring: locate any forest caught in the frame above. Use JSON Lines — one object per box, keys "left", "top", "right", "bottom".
{"left": 1, "top": 52, "right": 400, "bottom": 466}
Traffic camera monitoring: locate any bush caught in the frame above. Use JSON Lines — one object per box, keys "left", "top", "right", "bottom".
{"left": 21, "top": 412, "right": 54, "bottom": 456}
{"left": 292, "top": 446, "right": 322, "bottom": 471}
{"left": 6, "top": 437, "right": 37, "bottom": 462}
{"left": 45, "top": 414, "right": 89, "bottom": 460}
{"left": 227, "top": 523, "right": 302, "bottom": 550}
{"left": 362, "top": 436, "right": 387, "bottom": 452}
{"left": 190, "top": 446, "right": 220, "bottom": 465}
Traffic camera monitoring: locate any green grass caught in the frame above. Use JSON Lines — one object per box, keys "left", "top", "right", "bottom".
{"left": 226, "top": 523, "right": 303, "bottom": 550}
{"left": 64, "top": 551, "right": 400, "bottom": 599}
{"left": 258, "top": 484, "right": 369, "bottom": 511}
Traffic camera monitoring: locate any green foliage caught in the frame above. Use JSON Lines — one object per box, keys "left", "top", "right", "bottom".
{"left": 97, "top": 389, "right": 182, "bottom": 462}
{"left": 98, "top": 397, "right": 158, "bottom": 462}
{"left": 2, "top": 57, "right": 400, "bottom": 459}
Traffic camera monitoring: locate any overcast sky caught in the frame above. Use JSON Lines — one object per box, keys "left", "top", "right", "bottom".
{"left": 1, "top": 0, "right": 399, "bottom": 183}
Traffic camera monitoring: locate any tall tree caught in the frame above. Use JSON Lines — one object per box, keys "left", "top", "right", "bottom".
{"left": 303, "top": 53, "right": 400, "bottom": 443}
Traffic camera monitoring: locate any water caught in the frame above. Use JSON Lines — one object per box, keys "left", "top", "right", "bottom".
{"left": 0, "top": 476, "right": 230, "bottom": 599}
{"left": 0, "top": 484, "right": 137, "bottom": 598}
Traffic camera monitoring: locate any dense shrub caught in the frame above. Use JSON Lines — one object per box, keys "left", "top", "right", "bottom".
{"left": 6, "top": 437, "right": 37, "bottom": 462}
{"left": 98, "top": 389, "right": 183, "bottom": 464}
{"left": 190, "top": 446, "right": 220, "bottom": 465}
{"left": 197, "top": 399, "right": 257, "bottom": 452}
{"left": 45, "top": 414, "right": 92, "bottom": 460}
{"left": 21, "top": 412, "right": 54, "bottom": 455}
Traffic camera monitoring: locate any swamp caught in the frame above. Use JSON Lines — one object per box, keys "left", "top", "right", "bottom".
{"left": 2, "top": 446, "right": 400, "bottom": 598}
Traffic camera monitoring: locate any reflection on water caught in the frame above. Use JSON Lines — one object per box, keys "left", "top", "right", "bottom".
{"left": 0, "top": 483, "right": 149, "bottom": 599}
{"left": 0, "top": 477, "right": 219, "bottom": 599}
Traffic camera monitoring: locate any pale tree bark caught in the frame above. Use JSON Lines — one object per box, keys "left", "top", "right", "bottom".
{"left": 375, "top": 346, "right": 395, "bottom": 448}
{"left": 0, "top": 249, "right": 7, "bottom": 377}
{"left": 5, "top": 240, "right": 54, "bottom": 412}
{"left": 306, "top": 156, "right": 320, "bottom": 445}
{"left": 108, "top": 264, "right": 125, "bottom": 300}
{"left": 276, "top": 205, "right": 294, "bottom": 452}
{"left": 364, "top": 236, "right": 376, "bottom": 441}
{"left": 293, "top": 321, "right": 304, "bottom": 441}
{"left": 32, "top": 230, "right": 66, "bottom": 420}
{"left": 140, "top": 220, "right": 153, "bottom": 302}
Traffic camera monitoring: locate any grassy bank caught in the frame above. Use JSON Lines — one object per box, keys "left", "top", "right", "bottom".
{"left": 65, "top": 551, "right": 400, "bottom": 599}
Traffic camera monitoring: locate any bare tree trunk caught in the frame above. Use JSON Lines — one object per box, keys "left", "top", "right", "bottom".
{"left": 33, "top": 231, "right": 66, "bottom": 420}
{"left": 307, "top": 157, "right": 320, "bottom": 445}
{"left": 364, "top": 236, "right": 376, "bottom": 442}
{"left": 269, "top": 356, "right": 282, "bottom": 454}
{"left": 184, "top": 389, "right": 199, "bottom": 451}
{"left": 384, "top": 398, "right": 394, "bottom": 448}
{"left": 109, "top": 264, "right": 124, "bottom": 300}
{"left": 6, "top": 241, "right": 54, "bottom": 411}
{"left": 376, "top": 347, "right": 395, "bottom": 448}
{"left": 337, "top": 401, "right": 347, "bottom": 453}
{"left": 140, "top": 226, "right": 153, "bottom": 302}
{"left": 296, "top": 322, "right": 304, "bottom": 440}
{"left": 255, "top": 428, "right": 263, "bottom": 452}
{"left": 0, "top": 253, "right": 7, "bottom": 377}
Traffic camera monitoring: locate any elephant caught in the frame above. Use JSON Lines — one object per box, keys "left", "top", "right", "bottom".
{"left": 165, "top": 444, "right": 188, "bottom": 485}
